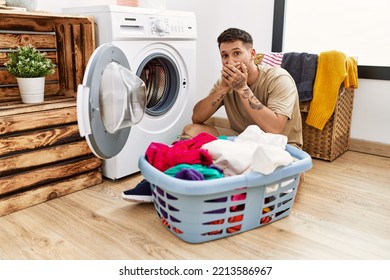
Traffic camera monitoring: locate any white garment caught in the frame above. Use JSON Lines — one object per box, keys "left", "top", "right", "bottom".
{"left": 202, "top": 125, "right": 293, "bottom": 176}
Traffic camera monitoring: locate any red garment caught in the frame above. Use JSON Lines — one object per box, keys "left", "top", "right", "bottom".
{"left": 145, "top": 132, "right": 217, "bottom": 172}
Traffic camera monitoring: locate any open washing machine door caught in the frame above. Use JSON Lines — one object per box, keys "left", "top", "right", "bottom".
{"left": 77, "top": 44, "right": 146, "bottom": 159}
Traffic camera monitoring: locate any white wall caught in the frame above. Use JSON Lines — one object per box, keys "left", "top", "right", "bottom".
{"left": 351, "top": 80, "right": 390, "bottom": 143}
{"left": 36, "top": 0, "right": 390, "bottom": 145}
{"left": 165, "top": 0, "right": 274, "bottom": 118}
{"left": 36, "top": 0, "right": 118, "bottom": 13}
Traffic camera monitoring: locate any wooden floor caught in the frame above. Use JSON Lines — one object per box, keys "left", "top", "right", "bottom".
{"left": 0, "top": 150, "right": 389, "bottom": 260}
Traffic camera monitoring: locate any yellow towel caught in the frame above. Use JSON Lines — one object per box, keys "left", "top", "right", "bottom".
{"left": 306, "top": 50, "right": 347, "bottom": 130}
{"left": 344, "top": 56, "right": 359, "bottom": 88}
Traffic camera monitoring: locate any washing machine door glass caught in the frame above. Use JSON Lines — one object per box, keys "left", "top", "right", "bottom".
{"left": 137, "top": 54, "right": 180, "bottom": 116}
{"left": 77, "top": 44, "right": 146, "bottom": 159}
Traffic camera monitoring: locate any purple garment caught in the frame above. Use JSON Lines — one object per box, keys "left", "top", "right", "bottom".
{"left": 174, "top": 168, "right": 204, "bottom": 180}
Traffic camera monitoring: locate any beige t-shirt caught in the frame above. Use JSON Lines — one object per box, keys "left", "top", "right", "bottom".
{"left": 210, "top": 64, "right": 303, "bottom": 147}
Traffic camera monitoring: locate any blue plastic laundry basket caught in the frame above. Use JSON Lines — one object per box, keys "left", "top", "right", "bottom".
{"left": 138, "top": 144, "right": 312, "bottom": 243}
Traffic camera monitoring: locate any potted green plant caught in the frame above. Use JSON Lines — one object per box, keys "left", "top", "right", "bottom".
{"left": 4, "top": 44, "right": 55, "bottom": 103}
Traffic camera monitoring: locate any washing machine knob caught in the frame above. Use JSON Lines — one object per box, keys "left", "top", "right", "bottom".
{"left": 155, "top": 19, "right": 166, "bottom": 32}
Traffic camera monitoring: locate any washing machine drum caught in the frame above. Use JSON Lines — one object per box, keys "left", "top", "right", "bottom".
{"left": 77, "top": 44, "right": 146, "bottom": 159}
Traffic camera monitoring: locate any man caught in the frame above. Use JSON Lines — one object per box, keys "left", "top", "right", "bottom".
{"left": 122, "top": 28, "right": 302, "bottom": 202}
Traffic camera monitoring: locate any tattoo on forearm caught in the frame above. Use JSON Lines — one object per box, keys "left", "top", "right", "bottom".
{"left": 232, "top": 77, "right": 246, "bottom": 90}
{"left": 239, "top": 88, "right": 264, "bottom": 110}
{"left": 241, "top": 87, "right": 250, "bottom": 98}
{"left": 249, "top": 95, "right": 264, "bottom": 110}
{"left": 211, "top": 95, "right": 224, "bottom": 107}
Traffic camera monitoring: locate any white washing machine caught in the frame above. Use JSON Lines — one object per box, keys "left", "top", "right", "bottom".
{"left": 63, "top": 5, "right": 197, "bottom": 179}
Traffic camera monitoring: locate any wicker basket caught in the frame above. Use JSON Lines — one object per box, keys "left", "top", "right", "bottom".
{"left": 300, "top": 87, "right": 354, "bottom": 161}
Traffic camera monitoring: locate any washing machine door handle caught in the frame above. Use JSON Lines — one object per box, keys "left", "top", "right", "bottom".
{"left": 77, "top": 43, "right": 146, "bottom": 159}
{"left": 77, "top": 84, "right": 92, "bottom": 137}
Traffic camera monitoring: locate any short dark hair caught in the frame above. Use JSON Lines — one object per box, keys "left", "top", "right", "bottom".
{"left": 217, "top": 28, "right": 253, "bottom": 48}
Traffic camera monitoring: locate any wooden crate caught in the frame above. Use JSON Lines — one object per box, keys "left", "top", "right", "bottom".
{"left": 0, "top": 11, "right": 102, "bottom": 216}
{"left": 300, "top": 87, "right": 355, "bottom": 161}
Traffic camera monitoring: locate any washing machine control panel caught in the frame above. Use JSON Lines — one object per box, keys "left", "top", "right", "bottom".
{"left": 149, "top": 16, "right": 196, "bottom": 37}
{"left": 150, "top": 17, "right": 168, "bottom": 35}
